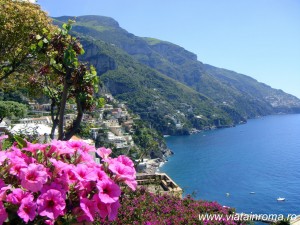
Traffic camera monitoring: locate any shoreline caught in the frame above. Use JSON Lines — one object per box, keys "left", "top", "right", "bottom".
{"left": 141, "top": 154, "right": 173, "bottom": 174}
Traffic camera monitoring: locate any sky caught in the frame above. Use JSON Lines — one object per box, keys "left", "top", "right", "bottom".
{"left": 38, "top": 0, "right": 300, "bottom": 98}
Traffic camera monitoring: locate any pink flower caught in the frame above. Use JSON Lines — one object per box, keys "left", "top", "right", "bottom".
{"left": 45, "top": 219, "right": 55, "bottom": 225}
{"left": 95, "top": 167, "right": 110, "bottom": 181}
{"left": 76, "top": 151, "right": 95, "bottom": 164}
{"left": 0, "top": 151, "right": 6, "bottom": 166}
{"left": 49, "top": 158, "right": 72, "bottom": 175}
{"left": 8, "top": 156, "right": 27, "bottom": 176}
{"left": 72, "top": 164, "right": 98, "bottom": 182}
{"left": 49, "top": 140, "right": 73, "bottom": 156}
{"left": 107, "top": 200, "right": 121, "bottom": 221}
{"left": 77, "top": 198, "right": 96, "bottom": 222}
{"left": 37, "top": 189, "right": 66, "bottom": 220}
{"left": 17, "top": 195, "right": 37, "bottom": 223}
{"left": 0, "top": 201, "right": 8, "bottom": 225}
{"left": 116, "top": 155, "right": 134, "bottom": 167}
{"left": 0, "top": 179, "right": 6, "bottom": 201}
{"left": 6, "top": 188, "right": 30, "bottom": 204}
{"left": 96, "top": 147, "right": 112, "bottom": 159}
{"left": 23, "top": 141, "right": 48, "bottom": 154}
{"left": 0, "top": 179, "right": 5, "bottom": 189}
{"left": 108, "top": 157, "right": 137, "bottom": 190}
{"left": 109, "top": 161, "right": 135, "bottom": 180}
{"left": 67, "top": 140, "right": 95, "bottom": 153}
{"left": 97, "top": 179, "right": 121, "bottom": 204}
{"left": 41, "top": 182, "right": 67, "bottom": 199}
{"left": 93, "top": 195, "right": 120, "bottom": 221}
{"left": 124, "top": 179, "right": 137, "bottom": 191}
{"left": 20, "top": 163, "right": 48, "bottom": 192}
{"left": 0, "top": 135, "right": 8, "bottom": 142}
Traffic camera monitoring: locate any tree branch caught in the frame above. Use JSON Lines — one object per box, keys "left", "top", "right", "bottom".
{"left": 57, "top": 68, "right": 72, "bottom": 140}
{"left": 64, "top": 95, "right": 84, "bottom": 141}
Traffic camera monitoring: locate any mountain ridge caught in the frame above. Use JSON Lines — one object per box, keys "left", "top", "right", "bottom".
{"left": 53, "top": 15, "right": 300, "bottom": 134}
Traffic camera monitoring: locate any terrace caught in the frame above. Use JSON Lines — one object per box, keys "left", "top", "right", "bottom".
{"left": 136, "top": 173, "right": 182, "bottom": 198}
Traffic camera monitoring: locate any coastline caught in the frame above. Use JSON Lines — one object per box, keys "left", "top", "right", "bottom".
{"left": 138, "top": 147, "right": 173, "bottom": 174}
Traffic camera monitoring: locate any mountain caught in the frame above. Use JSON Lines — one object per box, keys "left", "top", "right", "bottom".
{"left": 53, "top": 15, "right": 300, "bottom": 134}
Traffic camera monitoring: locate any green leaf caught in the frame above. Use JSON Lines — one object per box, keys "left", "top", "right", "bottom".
{"left": 50, "top": 58, "right": 56, "bottom": 65}
{"left": 62, "top": 23, "right": 67, "bottom": 30}
{"left": 42, "top": 28, "right": 48, "bottom": 34}
{"left": 79, "top": 48, "right": 85, "bottom": 55}
{"left": 14, "top": 135, "right": 27, "bottom": 148}
{"left": 30, "top": 44, "right": 36, "bottom": 51}
{"left": 38, "top": 40, "right": 44, "bottom": 48}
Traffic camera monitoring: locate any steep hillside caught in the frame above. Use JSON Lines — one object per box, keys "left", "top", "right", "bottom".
{"left": 78, "top": 37, "right": 237, "bottom": 134}
{"left": 53, "top": 15, "right": 300, "bottom": 134}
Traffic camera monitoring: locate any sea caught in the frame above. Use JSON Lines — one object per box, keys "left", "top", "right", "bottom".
{"left": 160, "top": 114, "right": 300, "bottom": 216}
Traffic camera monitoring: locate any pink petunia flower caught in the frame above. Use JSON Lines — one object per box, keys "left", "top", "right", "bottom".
{"left": 93, "top": 194, "right": 120, "bottom": 221}
{"left": 48, "top": 140, "right": 73, "bottom": 156}
{"left": 96, "top": 147, "right": 112, "bottom": 159}
{"left": 95, "top": 167, "right": 110, "bottom": 181}
{"left": 0, "top": 179, "right": 5, "bottom": 189}
{"left": 97, "top": 179, "right": 121, "bottom": 204}
{"left": 17, "top": 195, "right": 37, "bottom": 223}
{"left": 37, "top": 189, "right": 66, "bottom": 220}
{"left": 115, "top": 155, "right": 134, "bottom": 167}
{"left": 0, "top": 151, "right": 6, "bottom": 166}
{"left": 20, "top": 163, "right": 48, "bottom": 192}
{"left": 0, "top": 201, "right": 8, "bottom": 225}
{"left": 8, "top": 156, "right": 28, "bottom": 176}
{"left": 0, "top": 134, "right": 8, "bottom": 142}
{"left": 41, "top": 182, "right": 67, "bottom": 199}
{"left": 72, "top": 164, "right": 98, "bottom": 182}
{"left": 49, "top": 158, "right": 72, "bottom": 175}
{"left": 108, "top": 158, "right": 137, "bottom": 190}
{"left": 23, "top": 141, "right": 48, "bottom": 154}
{"left": 107, "top": 200, "right": 121, "bottom": 221}
{"left": 6, "top": 188, "right": 30, "bottom": 205}
{"left": 0, "top": 179, "right": 7, "bottom": 201}
{"left": 45, "top": 219, "right": 55, "bottom": 225}
{"left": 77, "top": 198, "right": 97, "bottom": 222}
{"left": 67, "top": 140, "right": 95, "bottom": 153}
{"left": 109, "top": 161, "right": 135, "bottom": 180}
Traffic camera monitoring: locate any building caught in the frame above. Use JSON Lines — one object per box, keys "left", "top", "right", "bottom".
{"left": 106, "top": 132, "right": 128, "bottom": 149}
{"left": 19, "top": 117, "right": 51, "bottom": 125}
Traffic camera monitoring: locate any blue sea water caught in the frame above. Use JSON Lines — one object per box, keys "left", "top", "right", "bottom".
{"left": 160, "top": 114, "right": 300, "bottom": 215}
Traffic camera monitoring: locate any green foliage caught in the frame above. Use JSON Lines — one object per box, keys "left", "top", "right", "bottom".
{"left": 133, "top": 120, "right": 164, "bottom": 159}
{"left": 27, "top": 20, "right": 99, "bottom": 140}
{"left": 77, "top": 122, "right": 93, "bottom": 139}
{"left": 0, "top": 89, "right": 28, "bottom": 104}
{"left": 0, "top": 100, "right": 27, "bottom": 123}
{"left": 0, "top": 0, "right": 54, "bottom": 89}
{"left": 97, "top": 97, "right": 106, "bottom": 108}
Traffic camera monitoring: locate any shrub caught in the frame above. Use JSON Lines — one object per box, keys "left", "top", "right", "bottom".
{"left": 100, "top": 187, "right": 248, "bottom": 225}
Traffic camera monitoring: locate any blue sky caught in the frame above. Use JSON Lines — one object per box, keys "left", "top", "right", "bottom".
{"left": 38, "top": 0, "right": 300, "bottom": 98}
